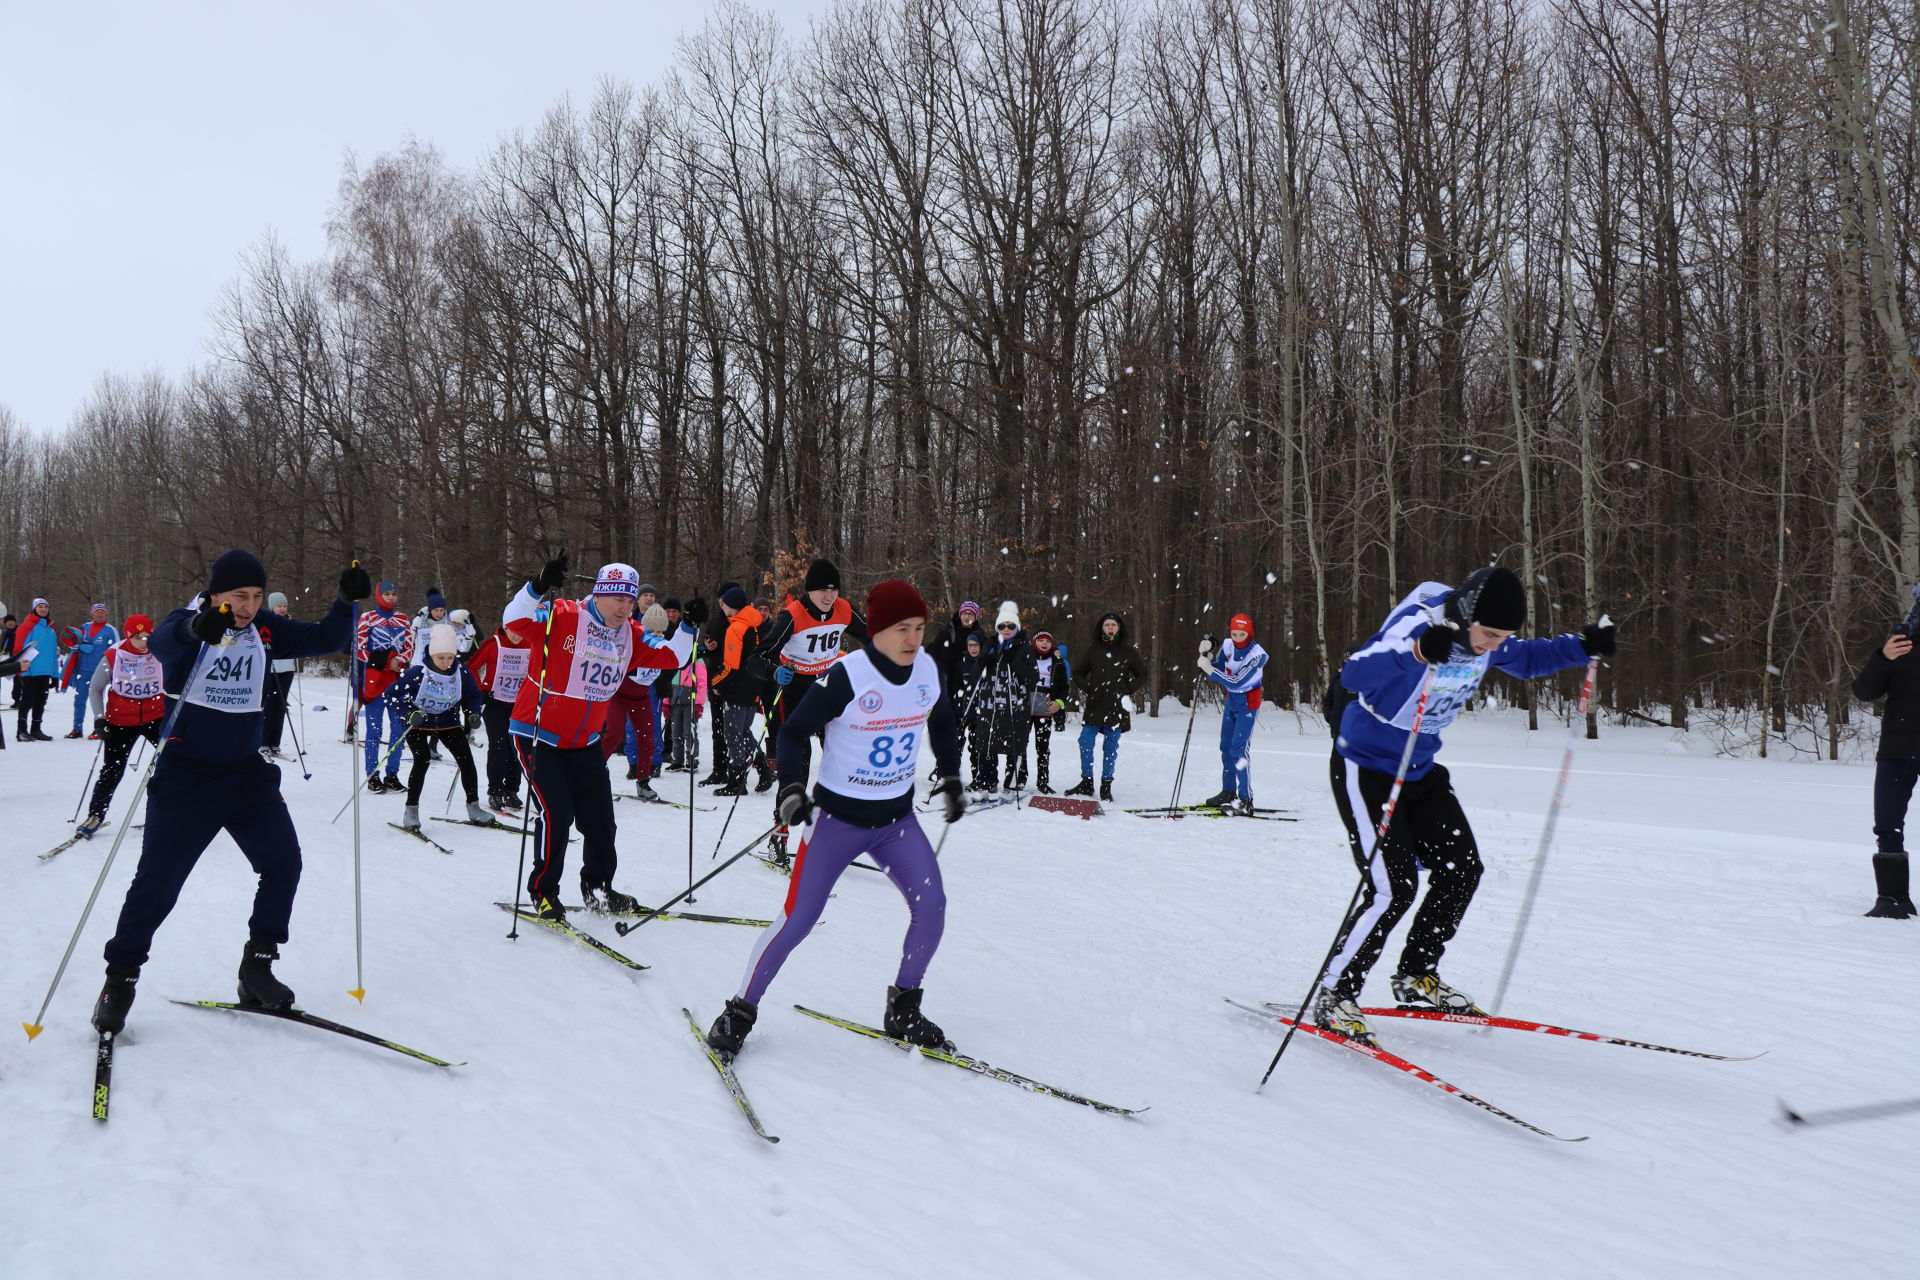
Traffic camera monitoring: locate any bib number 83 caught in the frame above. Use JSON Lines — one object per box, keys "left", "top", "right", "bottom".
{"left": 867, "top": 732, "right": 916, "bottom": 769}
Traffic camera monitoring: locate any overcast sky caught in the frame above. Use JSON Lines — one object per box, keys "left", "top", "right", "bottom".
{"left": 0, "top": 0, "right": 821, "bottom": 435}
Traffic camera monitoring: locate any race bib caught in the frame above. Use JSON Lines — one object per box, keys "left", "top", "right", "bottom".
{"left": 1412, "top": 655, "right": 1489, "bottom": 732}
{"left": 415, "top": 667, "right": 462, "bottom": 715}
{"left": 183, "top": 627, "right": 266, "bottom": 714}
{"left": 110, "top": 649, "right": 163, "bottom": 701}
{"left": 568, "top": 617, "right": 628, "bottom": 704}
{"left": 782, "top": 624, "right": 848, "bottom": 674}
{"left": 492, "top": 647, "right": 530, "bottom": 702}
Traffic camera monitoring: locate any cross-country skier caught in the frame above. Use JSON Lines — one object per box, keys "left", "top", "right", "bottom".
{"left": 1198, "top": 613, "right": 1267, "bottom": 814}
{"left": 1851, "top": 584, "right": 1920, "bottom": 919}
{"left": 1312, "top": 565, "right": 1614, "bottom": 1047}
{"left": 505, "top": 555, "right": 678, "bottom": 917}
{"left": 469, "top": 615, "right": 536, "bottom": 812}
{"left": 603, "top": 603, "right": 672, "bottom": 801}
{"left": 60, "top": 603, "right": 118, "bottom": 738}
{"left": 1066, "top": 613, "right": 1147, "bottom": 802}
{"left": 755, "top": 559, "right": 869, "bottom": 764}
{"left": 355, "top": 580, "right": 414, "bottom": 790}
{"left": 447, "top": 608, "right": 479, "bottom": 658}
{"left": 76, "top": 614, "right": 167, "bottom": 837}
{"left": 705, "top": 579, "right": 968, "bottom": 1059}
{"left": 408, "top": 587, "right": 449, "bottom": 668}
{"left": 89, "top": 551, "right": 366, "bottom": 1035}
{"left": 389, "top": 622, "right": 488, "bottom": 830}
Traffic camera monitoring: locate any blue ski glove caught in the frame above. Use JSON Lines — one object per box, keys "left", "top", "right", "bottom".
{"left": 773, "top": 664, "right": 795, "bottom": 686}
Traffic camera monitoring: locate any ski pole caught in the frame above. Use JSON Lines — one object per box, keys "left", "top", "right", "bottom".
{"left": 68, "top": 734, "right": 106, "bottom": 823}
{"left": 1782, "top": 1094, "right": 1920, "bottom": 1129}
{"left": 282, "top": 694, "right": 311, "bottom": 780}
{"left": 1160, "top": 672, "right": 1204, "bottom": 816}
{"left": 346, "top": 593, "right": 365, "bottom": 1001}
{"left": 330, "top": 727, "right": 414, "bottom": 822}
{"left": 1259, "top": 664, "right": 1437, "bottom": 1089}
{"left": 614, "top": 823, "right": 780, "bottom": 936}
{"left": 1485, "top": 628, "right": 1606, "bottom": 1020}
{"left": 23, "top": 641, "right": 211, "bottom": 1041}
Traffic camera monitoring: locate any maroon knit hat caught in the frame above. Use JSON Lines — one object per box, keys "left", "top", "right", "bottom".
{"left": 866, "top": 580, "right": 929, "bottom": 635}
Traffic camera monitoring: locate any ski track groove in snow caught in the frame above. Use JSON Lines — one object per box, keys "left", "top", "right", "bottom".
{"left": 0, "top": 677, "right": 1913, "bottom": 1277}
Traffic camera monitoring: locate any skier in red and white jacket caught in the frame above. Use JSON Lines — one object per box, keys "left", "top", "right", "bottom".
{"left": 505, "top": 554, "right": 678, "bottom": 916}
{"left": 74, "top": 614, "right": 169, "bottom": 837}
{"left": 354, "top": 580, "right": 414, "bottom": 790}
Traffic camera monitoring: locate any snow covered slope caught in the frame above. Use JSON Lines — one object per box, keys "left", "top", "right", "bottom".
{"left": 1, "top": 679, "right": 1912, "bottom": 1278}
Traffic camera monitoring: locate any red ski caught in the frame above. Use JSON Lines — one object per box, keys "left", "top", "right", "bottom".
{"left": 1227, "top": 998, "right": 1586, "bottom": 1142}
{"left": 1350, "top": 1005, "right": 1761, "bottom": 1062}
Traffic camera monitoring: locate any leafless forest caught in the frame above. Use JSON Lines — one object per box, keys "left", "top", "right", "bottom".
{"left": 2, "top": 0, "right": 1917, "bottom": 749}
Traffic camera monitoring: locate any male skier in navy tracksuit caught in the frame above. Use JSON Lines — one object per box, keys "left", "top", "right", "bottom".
{"left": 1313, "top": 565, "right": 1615, "bottom": 1049}
{"left": 89, "top": 550, "right": 368, "bottom": 1035}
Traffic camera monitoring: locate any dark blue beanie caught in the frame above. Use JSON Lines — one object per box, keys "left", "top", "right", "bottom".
{"left": 207, "top": 549, "right": 267, "bottom": 596}
{"left": 721, "top": 585, "right": 748, "bottom": 611}
{"left": 426, "top": 587, "right": 447, "bottom": 612}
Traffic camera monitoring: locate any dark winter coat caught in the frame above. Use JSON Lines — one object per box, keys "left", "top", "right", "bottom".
{"left": 1072, "top": 614, "right": 1147, "bottom": 732}
{"left": 953, "top": 650, "right": 986, "bottom": 722}
{"left": 929, "top": 611, "right": 987, "bottom": 693}
{"left": 1855, "top": 642, "right": 1920, "bottom": 760}
{"left": 979, "top": 630, "right": 1038, "bottom": 752}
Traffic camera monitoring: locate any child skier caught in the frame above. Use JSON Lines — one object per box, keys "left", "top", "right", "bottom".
{"left": 603, "top": 603, "right": 672, "bottom": 801}
{"left": 705, "top": 580, "right": 967, "bottom": 1060}
{"left": 389, "top": 622, "right": 488, "bottom": 830}
{"left": 90, "top": 551, "right": 365, "bottom": 1034}
{"left": 1200, "top": 614, "right": 1267, "bottom": 814}
{"left": 77, "top": 614, "right": 167, "bottom": 837}
{"left": 355, "top": 580, "right": 414, "bottom": 790}
{"left": 1314, "top": 565, "right": 1614, "bottom": 1047}
{"left": 469, "top": 616, "right": 536, "bottom": 811}
{"left": 61, "top": 603, "right": 118, "bottom": 738}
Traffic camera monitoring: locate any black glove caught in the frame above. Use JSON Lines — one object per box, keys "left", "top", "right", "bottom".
{"left": 684, "top": 596, "right": 709, "bottom": 627}
{"left": 339, "top": 562, "right": 372, "bottom": 602}
{"left": 776, "top": 784, "right": 814, "bottom": 828}
{"left": 93, "top": 716, "right": 108, "bottom": 735}
{"left": 190, "top": 602, "right": 235, "bottom": 645}
{"left": 930, "top": 775, "right": 966, "bottom": 824}
{"left": 1415, "top": 621, "right": 1458, "bottom": 664}
{"left": 1578, "top": 619, "right": 1616, "bottom": 658}
{"left": 532, "top": 550, "right": 570, "bottom": 595}
{"left": 406, "top": 709, "right": 427, "bottom": 727}
{"left": 464, "top": 712, "right": 482, "bottom": 734}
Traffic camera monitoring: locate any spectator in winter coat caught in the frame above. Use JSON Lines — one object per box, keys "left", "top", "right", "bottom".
{"left": 1067, "top": 613, "right": 1147, "bottom": 801}
{"left": 1028, "top": 631, "right": 1070, "bottom": 793}
{"left": 11, "top": 599, "right": 62, "bottom": 741}
{"left": 0, "top": 614, "right": 15, "bottom": 709}
{"left": 974, "top": 601, "right": 1038, "bottom": 792}
{"left": 61, "top": 603, "right": 119, "bottom": 738}
{"left": 1853, "top": 584, "right": 1920, "bottom": 919}
{"left": 711, "top": 585, "right": 772, "bottom": 795}
{"left": 929, "top": 601, "right": 986, "bottom": 693}
{"left": 954, "top": 632, "right": 989, "bottom": 783}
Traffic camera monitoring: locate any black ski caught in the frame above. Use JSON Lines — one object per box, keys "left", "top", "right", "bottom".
{"left": 494, "top": 902, "right": 648, "bottom": 969}
{"left": 615, "top": 794, "right": 714, "bottom": 811}
{"left": 430, "top": 815, "right": 527, "bottom": 835}
{"left": 682, "top": 1008, "right": 779, "bottom": 1142}
{"left": 1126, "top": 805, "right": 1295, "bottom": 821}
{"left": 388, "top": 822, "right": 454, "bottom": 854}
{"left": 92, "top": 1032, "right": 114, "bottom": 1120}
{"left": 793, "top": 1005, "right": 1145, "bottom": 1117}
{"left": 1225, "top": 998, "right": 1584, "bottom": 1141}
{"left": 580, "top": 903, "right": 774, "bottom": 928}
{"left": 172, "top": 1000, "right": 464, "bottom": 1067}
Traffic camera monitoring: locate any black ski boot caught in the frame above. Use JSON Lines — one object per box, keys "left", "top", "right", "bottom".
{"left": 583, "top": 883, "right": 640, "bottom": 913}
{"left": 92, "top": 963, "right": 140, "bottom": 1035}
{"left": 1200, "top": 790, "right": 1236, "bottom": 809}
{"left": 698, "top": 769, "right": 727, "bottom": 788}
{"left": 1064, "top": 777, "right": 1094, "bottom": 797}
{"left": 754, "top": 763, "right": 775, "bottom": 794}
{"left": 236, "top": 940, "right": 296, "bottom": 1010}
{"left": 884, "top": 985, "right": 954, "bottom": 1050}
{"left": 706, "top": 995, "right": 759, "bottom": 1060}
{"left": 498, "top": 791, "right": 524, "bottom": 811}
{"left": 1866, "top": 852, "right": 1918, "bottom": 919}
{"left": 714, "top": 771, "right": 748, "bottom": 797}
{"left": 1099, "top": 778, "right": 1113, "bottom": 802}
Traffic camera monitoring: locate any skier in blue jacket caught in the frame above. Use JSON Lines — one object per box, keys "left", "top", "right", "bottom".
{"left": 1201, "top": 612, "right": 1267, "bottom": 814}
{"left": 1311, "top": 565, "right": 1615, "bottom": 1048}
{"left": 61, "top": 603, "right": 118, "bottom": 737}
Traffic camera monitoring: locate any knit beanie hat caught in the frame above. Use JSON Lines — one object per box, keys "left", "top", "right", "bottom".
{"left": 804, "top": 558, "right": 840, "bottom": 592}
{"left": 207, "top": 549, "right": 267, "bottom": 596}
{"left": 123, "top": 614, "right": 154, "bottom": 636}
{"left": 867, "top": 580, "right": 930, "bottom": 635}
{"left": 267, "top": 592, "right": 288, "bottom": 610}
{"left": 91, "top": 602, "right": 107, "bottom": 614}
{"left": 1447, "top": 565, "right": 1526, "bottom": 630}
{"left": 1032, "top": 630, "right": 1054, "bottom": 648}
{"left": 428, "top": 623, "right": 458, "bottom": 656}
{"left": 641, "top": 603, "right": 669, "bottom": 634}
{"left": 449, "top": 609, "right": 469, "bottom": 625}
{"left": 637, "top": 583, "right": 658, "bottom": 598}
{"left": 995, "top": 600, "right": 1020, "bottom": 630}
{"left": 376, "top": 580, "right": 398, "bottom": 606}
{"left": 959, "top": 600, "right": 981, "bottom": 617}
{"left": 1228, "top": 613, "right": 1255, "bottom": 639}
{"left": 593, "top": 563, "right": 640, "bottom": 599}
{"left": 662, "top": 597, "right": 682, "bottom": 613}
{"left": 425, "top": 587, "right": 447, "bottom": 612}
{"left": 720, "top": 585, "right": 749, "bottom": 611}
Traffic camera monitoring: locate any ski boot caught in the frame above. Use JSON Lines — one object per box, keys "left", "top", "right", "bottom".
{"left": 1391, "top": 971, "right": 1487, "bottom": 1016}
{"left": 754, "top": 763, "right": 775, "bottom": 794}
{"left": 64, "top": 729, "right": 82, "bottom": 739}
{"left": 1064, "top": 777, "right": 1094, "bottom": 797}
{"left": 1036, "top": 779, "right": 1057, "bottom": 796}
{"left": 634, "top": 781, "right": 662, "bottom": 803}
{"left": 401, "top": 804, "right": 421, "bottom": 830}
{"left": 1099, "top": 779, "right": 1113, "bottom": 802}
{"left": 498, "top": 791, "right": 524, "bottom": 811}
{"left": 465, "top": 800, "right": 494, "bottom": 824}
{"left": 91, "top": 963, "right": 140, "bottom": 1035}
{"left": 714, "top": 770, "right": 749, "bottom": 796}
{"left": 625, "top": 762, "right": 639, "bottom": 781}
{"left": 1866, "top": 852, "right": 1918, "bottom": 919}
{"left": 74, "top": 813, "right": 105, "bottom": 840}
{"left": 583, "top": 884, "right": 640, "bottom": 914}
{"left": 706, "top": 996, "right": 759, "bottom": 1060}
{"left": 531, "top": 896, "right": 567, "bottom": 921}
{"left": 381, "top": 773, "right": 402, "bottom": 794}
{"left": 768, "top": 828, "right": 792, "bottom": 871}
{"left": 1200, "top": 790, "right": 1236, "bottom": 810}
{"left": 365, "top": 773, "right": 389, "bottom": 794}
{"left": 1310, "top": 985, "right": 1379, "bottom": 1048}
{"left": 697, "top": 768, "right": 727, "bottom": 788}
{"left": 236, "top": 941, "right": 296, "bottom": 1010}
{"left": 1228, "top": 796, "right": 1256, "bottom": 817}
{"left": 884, "top": 985, "right": 954, "bottom": 1051}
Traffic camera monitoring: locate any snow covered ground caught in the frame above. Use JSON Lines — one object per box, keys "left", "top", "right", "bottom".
{"left": 2, "top": 677, "right": 1914, "bottom": 1279}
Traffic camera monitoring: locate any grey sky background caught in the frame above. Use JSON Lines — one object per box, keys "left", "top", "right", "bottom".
{"left": 1, "top": 0, "right": 821, "bottom": 436}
